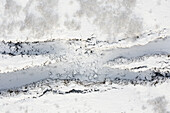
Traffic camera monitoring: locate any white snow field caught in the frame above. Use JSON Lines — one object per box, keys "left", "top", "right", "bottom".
{"left": 0, "top": 0, "right": 170, "bottom": 113}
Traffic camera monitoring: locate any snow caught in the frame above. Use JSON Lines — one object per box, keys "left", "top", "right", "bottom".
{"left": 1, "top": 80, "right": 170, "bottom": 113}
{"left": 0, "top": 0, "right": 170, "bottom": 113}
{"left": 0, "top": 0, "right": 170, "bottom": 42}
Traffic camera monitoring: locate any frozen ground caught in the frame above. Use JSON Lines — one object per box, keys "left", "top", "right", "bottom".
{"left": 0, "top": 0, "right": 170, "bottom": 113}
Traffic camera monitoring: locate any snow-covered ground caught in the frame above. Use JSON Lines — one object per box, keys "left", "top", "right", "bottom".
{"left": 0, "top": 0, "right": 170, "bottom": 42}
{"left": 0, "top": 0, "right": 170, "bottom": 113}
{"left": 1, "top": 79, "right": 170, "bottom": 113}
